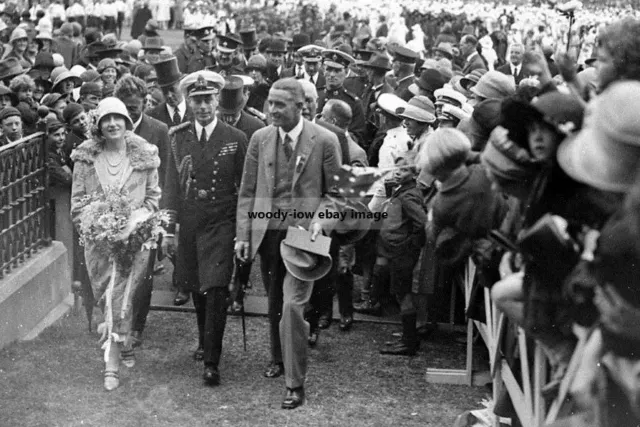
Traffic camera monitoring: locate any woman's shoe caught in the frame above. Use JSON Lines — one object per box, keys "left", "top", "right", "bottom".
{"left": 104, "top": 370, "right": 119, "bottom": 391}
{"left": 120, "top": 348, "right": 136, "bottom": 368}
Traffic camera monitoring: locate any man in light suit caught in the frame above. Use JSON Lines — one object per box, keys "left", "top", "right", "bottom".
{"left": 235, "top": 78, "right": 342, "bottom": 409}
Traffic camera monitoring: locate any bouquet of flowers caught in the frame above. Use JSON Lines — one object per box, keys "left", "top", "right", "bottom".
{"left": 77, "top": 186, "right": 169, "bottom": 271}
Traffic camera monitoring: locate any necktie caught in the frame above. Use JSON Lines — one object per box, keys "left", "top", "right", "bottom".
{"left": 199, "top": 129, "right": 207, "bottom": 145}
{"left": 283, "top": 134, "right": 293, "bottom": 161}
{"left": 309, "top": 75, "right": 314, "bottom": 85}
{"left": 172, "top": 109, "right": 181, "bottom": 126}
{"left": 513, "top": 66, "right": 519, "bottom": 77}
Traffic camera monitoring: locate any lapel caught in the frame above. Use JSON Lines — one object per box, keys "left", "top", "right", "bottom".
{"left": 134, "top": 115, "right": 148, "bottom": 139}
{"left": 291, "top": 120, "right": 315, "bottom": 189}
{"left": 261, "top": 126, "right": 278, "bottom": 196}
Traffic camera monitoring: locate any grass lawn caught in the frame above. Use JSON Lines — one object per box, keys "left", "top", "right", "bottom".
{"left": 0, "top": 306, "right": 487, "bottom": 426}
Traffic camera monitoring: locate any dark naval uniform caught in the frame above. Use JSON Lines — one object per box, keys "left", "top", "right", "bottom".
{"left": 317, "top": 85, "right": 367, "bottom": 147}
{"left": 163, "top": 114, "right": 248, "bottom": 375}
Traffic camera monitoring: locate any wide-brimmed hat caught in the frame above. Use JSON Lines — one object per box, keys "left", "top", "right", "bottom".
{"left": 557, "top": 80, "right": 640, "bottom": 193}
{"left": 219, "top": 76, "right": 246, "bottom": 115}
{"left": 279, "top": 227, "right": 333, "bottom": 281}
{"left": 330, "top": 197, "right": 373, "bottom": 245}
{"left": 52, "top": 71, "right": 82, "bottom": 92}
{"left": 0, "top": 57, "right": 26, "bottom": 82}
{"left": 0, "top": 85, "right": 18, "bottom": 106}
{"left": 460, "top": 69, "right": 487, "bottom": 90}
{"left": 377, "top": 93, "right": 408, "bottom": 118}
{"left": 95, "top": 97, "right": 133, "bottom": 130}
{"left": 409, "top": 68, "right": 446, "bottom": 95}
{"left": 397, "top": 96, "right": 436, "bottom": 123}
{"left": 359, "top": 53, "right": 391, "bottom": 71}
{"left": 471, "top": 71, "right": 516, "bottom": 100}
{"left": 9, "top": 27, "right": 28, "bottom": 44}
{"left": 291, "top": 33, "right": 310, "bottom": 51}
{"left": 35, "top": 31, "right": 53, "bottom": 42}
{"left": 434, "top": 42, "right": 454, "bottom": 60}
{"left": 153, "top": 56, "right": 183, "bottom": 88}
{"left": 97, "top": 35, "right": 123, "bottom": 58}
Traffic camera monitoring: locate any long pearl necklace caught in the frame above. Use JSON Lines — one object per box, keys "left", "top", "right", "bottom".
{"left": 105, "top": 148, "right": 125, "bottom": 176}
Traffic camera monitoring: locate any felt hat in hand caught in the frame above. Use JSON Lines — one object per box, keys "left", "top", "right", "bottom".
{"left": 329, "top": 196, "right": 374, "bottom": 245}
{"left": 280, "top": 227, "right": 333, "bottom": 281}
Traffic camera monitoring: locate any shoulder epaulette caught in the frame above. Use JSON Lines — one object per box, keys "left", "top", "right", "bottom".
{"left": 169, "top": 121, "right": 191, "bottom": 136}
{"left": 343, "top": 88, "right": 359, "bottom": 101}
{"left": 245, "top": 107, "right": 267, "bottom": 122}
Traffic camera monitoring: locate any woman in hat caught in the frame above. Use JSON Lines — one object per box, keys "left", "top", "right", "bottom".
{"left": 4, "top": 28, "right": 31, "bottom": 69}
{"left": 52, "top": 70, "right": 83, "bottom": 98}
{"left": 98, "top": 58, "right": 119, "bottom": 86}
{"left": 9, "top": 74, "right": 38, "bottom": 134}
{"left": 245, "top": 54, "right": 270, "bottom": 112}
{"left": 70, "top": 97, "right": 161, "bottom": 391}
{"left": 35, "top": 31, "right": 53, "bottom": 53}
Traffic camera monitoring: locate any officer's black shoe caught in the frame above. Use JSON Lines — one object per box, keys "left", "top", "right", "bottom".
{"left": 379, "top": 341, "right": 419, "bottom": 356}
{"left": 353, "top": 299, "right": 382, "bottom": 316}
{"left": 203, "top": 365, "right": 220, "bottom": 386}
{"left": 174, "top": 290, "right": 190, "bottom": 306}
{"left": 281, "top": 387, "right": 305, "bottom": 409}
{"left": 339, "top": 314, "right": 353, "bottom": 331}
{"left": 318, "top": 313, "right": 331, "bottom": 329}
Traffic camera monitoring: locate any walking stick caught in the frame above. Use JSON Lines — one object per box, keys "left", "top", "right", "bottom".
{"left": 233, "top": 258, "right": 252, "bottom": 351}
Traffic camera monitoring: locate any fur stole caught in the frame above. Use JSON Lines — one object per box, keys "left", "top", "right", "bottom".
{"left": 70, "top": 131, "right": 160, "bottom": 171}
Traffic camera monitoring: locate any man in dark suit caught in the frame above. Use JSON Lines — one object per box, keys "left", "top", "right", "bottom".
{"left": 149, "top": 56, "right": 194, "bottom": 307}
{"left": 460, "top": 35, "right": 488, "bottom": 75}
{"left": 265, "top": 39, "right": 288, "bottom": 84}
{"left": 236, "top": 78, "right": 342, "bottom": 409}
{"left": 496, "top": 43, "right": 525, "bottom": 85}
{"left": 114, "top": 75, "right": 171, "bottom": 347}
{"left": 163, "top": 70, "right": 248, "bottom": 386}
{"left": 218, "top": 76, "right": 265, "bottom": 149}
{"left": 360, "top": 54, "right": 394, "bottom": 150}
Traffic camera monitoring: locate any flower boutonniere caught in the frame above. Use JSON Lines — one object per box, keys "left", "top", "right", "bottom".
{"left": 296, "top": 155, "right": 306, "bottom": 173}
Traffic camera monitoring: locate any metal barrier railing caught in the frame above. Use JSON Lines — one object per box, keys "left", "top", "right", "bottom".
{"left": 0, "top": 132, "right": 51, "bottom": 279}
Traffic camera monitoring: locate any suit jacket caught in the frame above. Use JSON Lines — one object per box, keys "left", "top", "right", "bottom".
{"left": 394, "top": 75, "right": 414, "bottom": 102}
{"left": 236, "top": 119, "right": 343, "bottom": 259}
{"left": 462, "top": 52, "right": 488, "bottom": 75}
{"left": 234, "top": 110, "right": 265, "bottom": 141}
{"left": 135, "top": 114, "right": 170, "bottom": 188}
{"left": 266, "top": 61, "right": 282, "bottom": 84}
{"left": 496, "top": 63, "right": 524, "bottom": 85}
{"left": 148, "top": 102, "right": 193, "bottom": 130}
{"left": 316, "top": 119, "right": 350, "bottom": 165}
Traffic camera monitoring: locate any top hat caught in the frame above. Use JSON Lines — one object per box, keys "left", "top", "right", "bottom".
{"left": 239, "top": 27, "right": 257, "bottom": 50}
{"left": 219, "top": 76, "right": 246, "bottom": 115}
{"left": 0, "top": 58, "right": 27, "bottom": 83}
{"left": 153, "top": 56, "right": 184, "bottom": 88}
{"left": 217, "top": 34, "right": 243, "bottom": 53}
{"left": 143, "top": 36, "right": 164, "bottom": 51}
{"left": 279, "top": 227, "right": 333, "bottom": 281}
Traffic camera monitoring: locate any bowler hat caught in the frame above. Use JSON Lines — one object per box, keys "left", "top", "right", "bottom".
{"left": 266, "top": 39, "right": 287, "bottom": 53}
{"left": 558, "top": 81, "right": 640, "bottom": 193}
{"left": 0, "top": 57, "right": 27, "bottom": 83}
{"left": 153, "top": 56, "right": 184, "bottom": 88}
{"left": 292, "top": 33, "right": 310, "bottom": 50}
{"left": 409, "top": 69, "right": 446, "bottom": 95}
{"left": 279, "top": 227, "right": 333, "bottom": 281}
{"left": 219, "top": 76, "right": 246, "bottom": 115}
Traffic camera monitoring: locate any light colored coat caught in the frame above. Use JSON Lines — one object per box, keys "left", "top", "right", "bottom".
{"left": 236, "top": 119, "right": 343, "bottom": 260}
